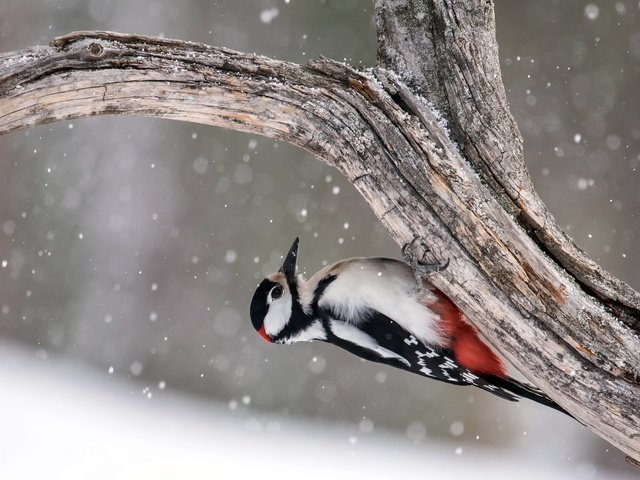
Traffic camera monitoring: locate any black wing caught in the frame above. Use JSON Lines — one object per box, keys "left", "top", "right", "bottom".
{"left": 320, "top": 308, "right": 520, "bottom": 402}
{"left": 320, "top": 307, "right": 571, "bottom": 416}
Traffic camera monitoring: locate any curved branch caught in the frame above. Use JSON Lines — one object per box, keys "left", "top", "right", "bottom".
{"left": 375, "top": 0, "right": 640, "bottom": 315}
{"left": 0, "top": 29, "right": 639, "bottom": 461}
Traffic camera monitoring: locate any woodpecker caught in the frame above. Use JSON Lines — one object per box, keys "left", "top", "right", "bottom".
{"left": 250, "top": 237, "right": 567, "bottom": 414}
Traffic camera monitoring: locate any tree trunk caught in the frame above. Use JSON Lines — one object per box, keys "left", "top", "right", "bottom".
{"left": 1, "top": 0, "right": 639, "bottom": 463}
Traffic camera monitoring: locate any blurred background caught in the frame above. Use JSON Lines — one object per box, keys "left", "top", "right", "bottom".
{"left": 0, "top": 1, "right": 638, "bottom": 478}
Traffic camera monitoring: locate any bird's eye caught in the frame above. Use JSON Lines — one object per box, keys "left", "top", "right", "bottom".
{"left": 271, "top": 285, "right": 283, "bottom": 300}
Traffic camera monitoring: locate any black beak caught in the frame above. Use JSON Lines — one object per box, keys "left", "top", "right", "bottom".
{"left": 280, "top": 237, "right": 299, "bottom": 283}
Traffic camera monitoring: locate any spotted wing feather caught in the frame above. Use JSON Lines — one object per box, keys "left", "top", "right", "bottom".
{"left": 321, "top": 308, "right": 519, "bottom": 402}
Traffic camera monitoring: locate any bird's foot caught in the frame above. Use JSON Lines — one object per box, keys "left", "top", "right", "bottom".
{"left": 402, "top": 237, "right": 450, "bottom": 285}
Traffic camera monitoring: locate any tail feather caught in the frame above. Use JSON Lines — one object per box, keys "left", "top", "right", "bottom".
{"left": 481, "top": 374, "right": 572, "bottom": 417}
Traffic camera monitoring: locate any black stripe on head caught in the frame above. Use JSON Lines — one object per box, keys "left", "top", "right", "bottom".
{"left": 310, "top": 274, "right": 337, "bottom": 314}
{"left": 268, "top": 238, "right": 306, "bottom": 342}
{"left": 250, "top": 279, "right": 278, "bottom": 331}
{"left": 270, "top": 292, "right": 308, "bottom": 343}
{"left": 268, "top": 274, "right": 338, "bottom": 344}
{"left": 270, "top": 273, "right": 323, "bottom": 344}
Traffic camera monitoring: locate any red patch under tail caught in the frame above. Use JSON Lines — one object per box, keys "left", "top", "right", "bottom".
{"left": 428, "top": 289, "right": 507, "bottom": 378}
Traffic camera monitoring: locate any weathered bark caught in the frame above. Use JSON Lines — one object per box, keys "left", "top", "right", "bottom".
{"left": 375, "top": 0, "right": 640, "bottom": 317}
{"left": 0, "top": 1, "right": 639, "bottom": 464}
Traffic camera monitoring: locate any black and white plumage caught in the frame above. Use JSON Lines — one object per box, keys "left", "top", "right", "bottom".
{"left": 250, "top": 238, "right": 568, "bottom": 414}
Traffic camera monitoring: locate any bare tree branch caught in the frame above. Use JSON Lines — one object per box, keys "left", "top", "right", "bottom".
{"left": 0, "top": 2, "right": 639, "bottom": 464}
{"left": 375, "top": 0, "right": 640, "bottom": 314}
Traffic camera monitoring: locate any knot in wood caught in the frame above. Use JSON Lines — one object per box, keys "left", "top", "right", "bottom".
{"left": 81, "top": 42, "right": 105, "bottom": 60}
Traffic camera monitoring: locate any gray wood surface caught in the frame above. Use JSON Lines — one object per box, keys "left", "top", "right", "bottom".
{"left": 1, "top": 1, "right": 638, "bottom": 463}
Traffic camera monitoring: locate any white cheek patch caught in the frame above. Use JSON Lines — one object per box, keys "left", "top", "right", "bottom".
{"left": 263, "top": 294, "right": 292, "bottom": 337}
{"left": 330, "top": 320, "right": 410, "bottom": 367}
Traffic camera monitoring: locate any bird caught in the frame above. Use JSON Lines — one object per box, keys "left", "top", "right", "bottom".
{"left": 250, "top": 237, "right": 568, "bottom": 415}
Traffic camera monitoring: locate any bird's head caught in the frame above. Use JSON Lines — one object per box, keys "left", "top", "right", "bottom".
{"left": 250, "top": 237, "right": 306, "bottom": 344}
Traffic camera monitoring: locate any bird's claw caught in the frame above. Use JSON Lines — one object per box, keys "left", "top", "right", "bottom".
{"left": 428, "top": 257, "right": 450, "bottom": 273}
{"left": 402, "top": 237, "right": 450, "bottom": 284}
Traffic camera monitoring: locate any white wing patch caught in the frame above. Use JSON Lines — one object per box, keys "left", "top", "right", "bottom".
{"left": 281, "top": 320, "right": 327, "bottom": 344}
{"left": 330, "top": 320, "right": 410, "bottom": 367}
{"left": 314, "top": 258, "right": 444, "bottom": 346}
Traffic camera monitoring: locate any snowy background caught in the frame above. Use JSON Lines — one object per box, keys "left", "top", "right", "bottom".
{"left": 0, "top": 1, "right": 638, "bottom": 478}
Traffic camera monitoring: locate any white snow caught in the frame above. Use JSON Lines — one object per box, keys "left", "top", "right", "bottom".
{"left": 0, "top": 340, "right": 634, "bottom": 480}
{"left": 584, "top": 4, "right": 600, "bottom": 20}
{"left": 260, "top": 7, "right": 279, "bottom": 24}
